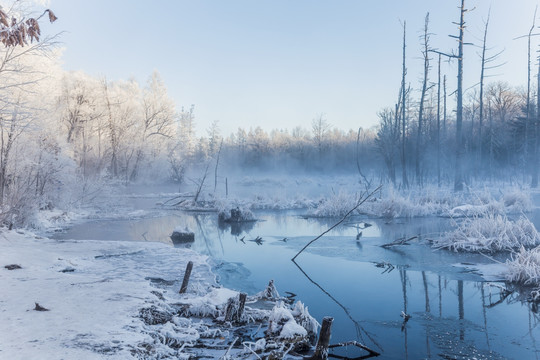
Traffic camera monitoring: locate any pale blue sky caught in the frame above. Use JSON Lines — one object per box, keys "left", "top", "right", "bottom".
{"left": 50, "top": 0, "right": 540, "bottom": 136}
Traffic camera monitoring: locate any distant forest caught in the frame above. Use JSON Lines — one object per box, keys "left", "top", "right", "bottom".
{"left": 0, "top": 0, "right": 538, "bottom": 226}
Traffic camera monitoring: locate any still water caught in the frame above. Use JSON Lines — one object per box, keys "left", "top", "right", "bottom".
{"left": 52, "top": 204, "right": 540, "bottom": 359}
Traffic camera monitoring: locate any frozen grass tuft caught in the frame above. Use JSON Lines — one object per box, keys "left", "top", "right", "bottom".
{"left": 433, "top": 214, "right": 540, "bottom": 253}
{"left": 505, "top": 246, "right": 540, "bottom": 286}
{"left": 503, "top": 188, "right": 533, "bottom": 213}
{"left": 216, "top": 200, "right": 255, "bottom": 222}
{"left": 307, "top": 191, "right": 358, "bottom": 217}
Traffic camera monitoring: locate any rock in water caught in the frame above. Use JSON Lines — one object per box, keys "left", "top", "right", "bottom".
{"left": 170, "top": 230, "right": 195, "bottom": 244}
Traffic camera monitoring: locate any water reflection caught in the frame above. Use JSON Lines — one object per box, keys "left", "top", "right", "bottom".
{"left": 217, "top": 218, "right": 256, "bottom": 236}
{"left": 51, "top": 210, "right": 540, "bottom": 359}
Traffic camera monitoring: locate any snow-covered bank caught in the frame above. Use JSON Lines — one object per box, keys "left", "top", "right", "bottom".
{"left": 433, "top": 214, "right": 540, "bottom": 252}
{"left": 0, "top": 230, "right": 318, "bottom": 359}
{"left": 0, "top": 231, "right": 209, "bottom": 358}
{"left": 158, "top": 175, "right": 533, "bottom": 220}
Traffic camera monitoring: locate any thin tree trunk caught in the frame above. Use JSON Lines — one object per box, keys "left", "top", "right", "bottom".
{"left": 416, "top": 13, "right": 430, "bottom": 186}
{"left": 454, "top": 0, "right": 466, "bottom": 192}
{"left": 526, "top": 8, "right": 537, "bottom": 184}
{"left": 478, "top": 11, "right": 490, "bottom": 177}
{"left": 437, "top": 54, "right": 442, "bottom": 187}
{"left": 533, "top": 58, "right": 540, "bottom": 188}
{"left": 401, "top": 21, "right": 409, "bottom": 189}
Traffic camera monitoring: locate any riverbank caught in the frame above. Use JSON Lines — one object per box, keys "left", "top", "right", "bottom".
{"left": 0, "top": 230, "right": 318, "bottom": 359}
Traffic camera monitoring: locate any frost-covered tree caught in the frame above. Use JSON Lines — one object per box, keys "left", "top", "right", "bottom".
{"left": 312, "top": 113, "right": 330, "bottom": 157}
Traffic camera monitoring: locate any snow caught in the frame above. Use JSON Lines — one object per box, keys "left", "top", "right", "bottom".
{"left": 433, "top": 214, "right": 540, "bottom": 252}
{"left": 280, "top": 320, "right": 308, "bottom": 339}
{"left": 505, "top": 246, "right": 540, "bottom": 286}
{"left": 181, "top": 287, "right": 239, "bottom": 317}
{"left": 0, "top": 229, "right": 213, "bottom": 359}
{"left": 0, "top": 228, "right": 319, "bottom": 359}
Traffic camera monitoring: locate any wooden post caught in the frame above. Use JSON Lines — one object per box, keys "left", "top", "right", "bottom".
{"left": 237, "top": 292, "right": 247, "bottom": 321}
{"left": 225, "top": 292, "right": 247, "bottom": 322}
{"left": 179, "top": 261, "right": 193, "bottom": 294}
{"left": 310, "top": 316, "right": 333, "bottom": 360}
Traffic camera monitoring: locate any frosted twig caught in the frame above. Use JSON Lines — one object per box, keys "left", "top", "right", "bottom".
{"left": 220, "top": 337, "right": 238, "bottom": 359}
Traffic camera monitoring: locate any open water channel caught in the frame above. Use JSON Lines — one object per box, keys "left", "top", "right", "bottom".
{"left": 51, "top": 194, "right": 540, "bottom": 360}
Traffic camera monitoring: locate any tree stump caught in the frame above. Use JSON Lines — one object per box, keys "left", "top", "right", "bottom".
{"left": 309, "top": 316, "right": 333, "bottom": 360}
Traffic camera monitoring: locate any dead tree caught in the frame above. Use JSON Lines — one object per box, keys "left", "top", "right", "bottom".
{"left": 515, "top": 7, "right": 539, "bottom": 186}
{"left": 400, "top": 21, "right": 409, "bottom": 189}
{"left": 415, "top": 13, "right": 431, "bottom": 186}
{"left": 478, "top": 9, "right": 503, "bottom": 178}
{"left": 525, "top": 8, "right": 537, "bottom": 182}
{"left": 431, "top": 0, "right": 471, "bottom": 191}
{"left": 478, "top": 11, "right": 489, "bottom": 175}
{"left": 534, "top": 53, "right": 540, "bottom": 188}
{"left": 454, "top": 0, "right": 467, "bottom": 192}
{"left": 437, "top": 53, "right": 442, "bottom": 187}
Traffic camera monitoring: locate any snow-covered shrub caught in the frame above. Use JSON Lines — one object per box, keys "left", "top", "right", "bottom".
{"left": 307, "top": 191, "right": 358, "bottom": 217}
{"left": 291, "top": 301, "right": 319, "bottom": 342}
{"left": 361, "top": 189, "right": 440, "bottom": 218}
{"left": 446, "top": 202, "right": 504, "bottom": 218}
{"left": 433, "top": 214, "right": 540, "bottom": 252}
{"left": 503, "top": 189, "right": 533, "bottom": 213}
{"left": 217, "top": 204, "right": 254, "bottom": 223}
{"left": 506, "top": 246, "right": 540, "bottom": 286}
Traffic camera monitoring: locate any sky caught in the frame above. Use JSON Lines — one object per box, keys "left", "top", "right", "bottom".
{"left": 47, "top": 0, "right": 540, "bottom": 136}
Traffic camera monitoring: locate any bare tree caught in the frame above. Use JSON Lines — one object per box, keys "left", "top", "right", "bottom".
{"left": 525, "top": 8, "right": 537, "bottom": 181}
{"left": 533, "top": 56, "right": 540, "bottom": 187}
{"left": 400, "top": 21, "right": 409, "bottom": 189}
{"left": 436, "top": 53, "right": 442, "bottom": 187}
{"left": 477, "top": 10, "right": 503, "bottom": 178}
{"left": 376, "top": 108, "right": 399, "bottom": 184}
{"left": 454, "top": 0, "right": 467, "bottom": 191}
{"left": 0, "top": 3, "right": 57, "bottom": 206}
{"left": 312, "top": 113, "right": 330, "bottom": 157}
{"left": 415, "top": 13, "right": 432, "bottom": 186}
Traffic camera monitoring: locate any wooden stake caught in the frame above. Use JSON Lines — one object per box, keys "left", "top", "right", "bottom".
{"left": 225, "top": 292, "right": 247, "bottom": 322}
{"left": 310, "top": 316, "right": 333, "bottom": 360}
{"left": 179, "top": 261, "right": 193, "bottom": 294}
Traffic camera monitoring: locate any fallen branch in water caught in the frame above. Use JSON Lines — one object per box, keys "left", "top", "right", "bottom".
{"left": 380, "top": 236, "right": 418, "bottom": 249}
{"left": 328, "top": 340, "right": 381, "bottom": 359}
{"left": 292, "top": 185, "right": 382, "bottom": 261}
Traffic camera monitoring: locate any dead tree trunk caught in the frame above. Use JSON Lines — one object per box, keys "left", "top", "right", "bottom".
{"left": 523, "top": 8, "right": 538, "bottom": 183}
{"left": 416, "top": 13, "right": 431, "bottom": 186}
{"left": 478, "top": 12, "right": 489, "bottom": 176}
{"left": 400, "top": 21, "right": 409, "bottom": 189}
{"left": 437, "top": 54, "right": 442, "bottom": 187}
{"left": 454, "top": 0, "right": 466, "bottom": 192}
{"left": 533, "top": 56, "right": 540, "bottom": 188}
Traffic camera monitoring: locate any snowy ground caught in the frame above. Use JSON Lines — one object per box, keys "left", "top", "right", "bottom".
{"left": 0, "top": 229, "right": 318, "bottom": 359}
{"left": 0, "top": 230, "right": 211, "bottom": 358}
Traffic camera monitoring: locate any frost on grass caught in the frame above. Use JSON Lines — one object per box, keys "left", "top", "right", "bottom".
{"left": 433, "top": 214, "right": 540, "bottom": 252}
{"left": 305, "top": 185, "right": 534, "bottom": 219}
{"left": 216, "top": 201, "right": 255, "bottom": 223}
{"left": 307, "top": 191, "right": 358, "bottom": 217}
{"left": 506, "top": 246, "right": 540, "bottom": 286}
